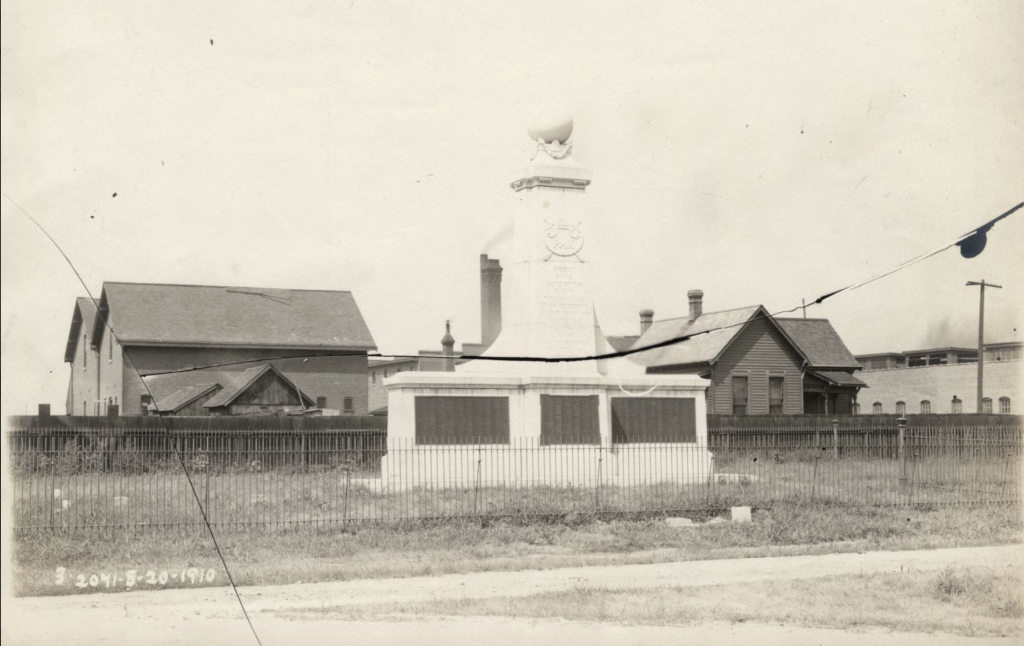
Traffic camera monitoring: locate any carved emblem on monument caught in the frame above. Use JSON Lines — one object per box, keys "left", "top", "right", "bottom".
{"left": 543, "top": 217, "right": 584, "bottom": 260}
{"left": 531, "top": 138, "right": 573, "bottom": 161}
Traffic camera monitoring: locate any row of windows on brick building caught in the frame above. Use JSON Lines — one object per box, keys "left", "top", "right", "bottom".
{"left": 861, "top": 397, "right": 1012, "bottom": 415}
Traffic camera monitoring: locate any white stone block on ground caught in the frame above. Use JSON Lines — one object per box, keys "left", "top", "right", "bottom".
{"left": 731, "top": 506, "right": 752, "bottom": 523}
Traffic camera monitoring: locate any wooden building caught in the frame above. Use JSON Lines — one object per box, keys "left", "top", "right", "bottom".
{"left": 63, "top": 282, "right": 376, "bottom": 416}
{"left": 149, "top": 383, "right": 222, "bottom": 417}
{"left": 201, "top": 364, "right": 315, "bottom": 416}
{"left": 628, "top": 291, "right": 864, "bottom": 415}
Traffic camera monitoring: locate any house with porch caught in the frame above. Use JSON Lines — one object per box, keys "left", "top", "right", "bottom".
{"left": 627, "top": 290, "right": 864, "bottom": 415}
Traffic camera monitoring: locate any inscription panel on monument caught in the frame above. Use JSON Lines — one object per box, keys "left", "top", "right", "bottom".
{"left": 610, "top": 398, "right": 697, "bottom": 444}
{"left": 533, "top": 262, "right": 592, "bottom": 358}
{"left": 414, "top": 396, "right": 510, "bottom": 445}
{"left": 540, "top": 395, "right": 600, "bottom": 445}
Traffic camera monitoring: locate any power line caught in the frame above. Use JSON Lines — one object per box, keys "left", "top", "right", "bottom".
{"left": 3, "top": 193, "right": 268, "bottom": 646}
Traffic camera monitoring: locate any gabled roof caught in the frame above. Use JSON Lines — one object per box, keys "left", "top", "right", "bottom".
{"left": 64, "top": 297, "right": 100, "bottom": 362}
{"left": 776, "top": 318, "right": 861, "bottom": 369}
{"left": 92, "top": 282, "right": 376, "bottom": 350}
{"left": 202, "top": 364, "right": 314, "bottom": 409}
{"left": 149, "top": 383, "right": 222, "bottom": 414}
{"left": 629, "top": 305, "right": 779, "bottom": 368}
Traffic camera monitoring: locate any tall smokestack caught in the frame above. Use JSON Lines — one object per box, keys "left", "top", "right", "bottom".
{"left": 640, "top": 309, "right": 654, "bottom": 335}
{"left": 688, "top": 290, "right": 703, "bottom": 321}
{"left": 480, "top": 254, "right": 503, "bottom": 348}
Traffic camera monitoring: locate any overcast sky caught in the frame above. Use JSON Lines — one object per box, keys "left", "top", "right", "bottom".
{"left": 2, "top": 1, "right": 1022, "bottom": 417}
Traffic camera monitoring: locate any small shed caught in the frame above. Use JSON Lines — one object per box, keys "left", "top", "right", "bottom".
{"left": 148, "top": 383, "right": 223, "bottom": 417}
{"left": 203, "top": 364, "right": 315, "bottom": 416}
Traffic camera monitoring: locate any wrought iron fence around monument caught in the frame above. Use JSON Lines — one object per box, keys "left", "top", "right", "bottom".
{"left": 7, "top": 423, "right": 1021, "bottom": 533}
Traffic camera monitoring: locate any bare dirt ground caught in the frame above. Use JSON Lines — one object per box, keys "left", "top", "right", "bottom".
{"left": 4, "top": 545, "right": 1022, "bottom": 646}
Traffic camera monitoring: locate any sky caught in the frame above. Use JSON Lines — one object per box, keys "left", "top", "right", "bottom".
{"left": 2, "top": 0, "right": 1023, "bottom": 419}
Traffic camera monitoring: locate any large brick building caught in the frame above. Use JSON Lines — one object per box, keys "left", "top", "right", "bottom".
{"left": 853, "top": 342, "right": 1021, "bottom": 415}
{"left": 64, "top": 282, "right": 376, "bottom": 416}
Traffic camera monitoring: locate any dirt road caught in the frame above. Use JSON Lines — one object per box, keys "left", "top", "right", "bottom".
{"left": 4, "top": 545, "right": 1021, "bottom": 646}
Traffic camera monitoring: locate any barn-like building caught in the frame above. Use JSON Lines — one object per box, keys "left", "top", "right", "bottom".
{"left": 64, "top": 282, "right": 376, "bottom": 416}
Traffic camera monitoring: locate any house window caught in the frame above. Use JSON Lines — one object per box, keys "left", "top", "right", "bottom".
{"left": 873, "top": 402, "right": 882, "bottom": 414}
{"left": 951, "top": 397, "right": 962, "bottom": 414}
{"left": 731, "top": 376, "right": 748, "bottom": 415}
{"left": 1000, "top": 397, "right": 1011, "bottom": 414}
{"left": 982, "top": 397, "right": 992, "bottom": 414}
{"left": 920, "top": 400, "right": 931, "bottom": 414}
{"left": 343, "top": 397, "right": 354, "bottom": 414}
{"left": 83, "top": 334, "right": 87, "bottom": 369}
{"left": 896, "top": 401, "right": 906, "bottom": 416}
{"left": 141, "top": 394, "right": 152, "bottom": 416}
{"left": 928, "top": 353, "right": 948, "bottom": 366}
{"left": 768, "top": 376, "right": 785, "bottom": 414}
{"left": 853, "top": 402, "right": 861, "bottom": 415}
{"left": 316, "top": 396, "right": 327, "bottom": 409}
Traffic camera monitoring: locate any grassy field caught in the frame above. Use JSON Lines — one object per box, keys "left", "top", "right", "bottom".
{"left": 13, "top": 503, "right": 1022, "bottom": 597}
{"left": 295, "top": 565, "right": 1023, "bottom": 637}
{"left": 10, "top": 452, "right": 1019, "bottom": 530}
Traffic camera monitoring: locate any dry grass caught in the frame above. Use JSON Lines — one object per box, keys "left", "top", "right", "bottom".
{"left": 10, "top": 451, "right": 1020, "bottom": 531}
{"left": 291, "top": 565, "right": 1024, "bottom": 637}
{"left": 12, "top": 503, "right": 1022, "bottom": 597}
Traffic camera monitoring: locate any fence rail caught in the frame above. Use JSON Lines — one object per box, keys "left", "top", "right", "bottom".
{"left": 7, "top": 424, "right": 1021, "bottom": 532}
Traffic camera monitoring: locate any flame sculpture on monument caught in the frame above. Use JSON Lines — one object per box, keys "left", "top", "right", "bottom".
{"left": 381, "top": 117, "right": 713, "bottom": 491}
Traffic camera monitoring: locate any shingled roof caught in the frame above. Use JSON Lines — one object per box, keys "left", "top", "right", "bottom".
{"left": 64, "top": 297, "right": 100, "bottom": 362}
{"left": 203, "top": 364, "right": 314, "bottom": 409}
{"left": 149, "top": 383, "right": 222, "bottom": 414}
{"left": 809, "top": 370, "right": 867, "bottom": 387}
{"left": 776, "top": 318, "right": 861, "bottom": 369}
{"left": 91, "top": 282, "right": 376, "bottom": 350}
{"left": 628, "top": 305, "right": 771, "bottom": 368}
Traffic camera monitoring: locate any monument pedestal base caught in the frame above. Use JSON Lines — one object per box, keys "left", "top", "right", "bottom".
{"left": 381, "top": 372, "right": 713, "bottom": 491}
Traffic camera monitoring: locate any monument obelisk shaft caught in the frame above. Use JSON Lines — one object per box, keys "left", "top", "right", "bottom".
{"left": 460, "top": 119, "right": 613, "bottom": 375}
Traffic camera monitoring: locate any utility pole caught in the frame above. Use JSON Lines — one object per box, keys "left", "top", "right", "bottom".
{"left": 967, "top": 280, "right": 1002, "bottom": 413}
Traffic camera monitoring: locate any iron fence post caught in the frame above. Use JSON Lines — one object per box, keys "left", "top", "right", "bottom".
{"left": 832, "top": 419, "right": 839, "bottom": 461}
{"left": 897, "top": 417, "right": 907, "bottom": 485}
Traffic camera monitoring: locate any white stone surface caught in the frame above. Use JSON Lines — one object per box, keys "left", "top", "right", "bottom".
{"left": 731, "top": 506, "right": 752, "bottom": 523}
{"left": 383, "top": 124, "right": 712, "bottom": 490}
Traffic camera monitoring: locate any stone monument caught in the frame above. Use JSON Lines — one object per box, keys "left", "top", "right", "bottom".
{"left": 382, "top": 118, "right": 712, "bottom": 490}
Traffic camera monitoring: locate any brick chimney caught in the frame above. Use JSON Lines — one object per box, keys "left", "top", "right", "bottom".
{"left": 441, "top": 320, "right": 456, "bottom": 372}
{"left": 639, "top": 309, "right": 654, "bottom": 335}
{"left": 480, "top": 254, "right": 503, "bottom": 348}
{"left": 688, "top": 290, "right": 704, "bottom": 321}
